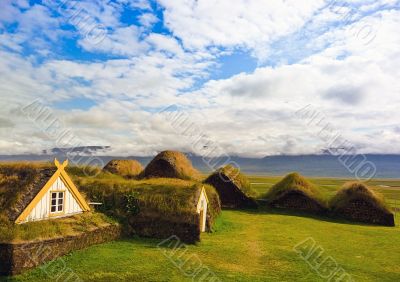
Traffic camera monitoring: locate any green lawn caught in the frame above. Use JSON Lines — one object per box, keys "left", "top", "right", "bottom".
{"left": 4, "top": 176, "right": 400, "bottom": 282}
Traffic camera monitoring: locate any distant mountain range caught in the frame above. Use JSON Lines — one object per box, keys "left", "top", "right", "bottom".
{"left": 1, "top": 152, "right": 399, "bottom": 179}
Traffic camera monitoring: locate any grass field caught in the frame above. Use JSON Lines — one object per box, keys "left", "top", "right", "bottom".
{"left": 4, "top": 176, "right": 400, "bottom": 281}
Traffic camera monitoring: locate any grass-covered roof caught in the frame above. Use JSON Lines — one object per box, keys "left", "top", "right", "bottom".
{"left": 329, "top": 182, "right": 394, "bottom": 226}
{"left": 142, "top": 151, "right": 201, "bottom": 180}
{"left": 265, "top": 172, "right": 325, "bottom": 204}
{"left": 330, "top": 182, "right": 390, "bottom": 212}
{"left": 205, "top": 165, "right": 255, "bottom": 197}
{"left": 0, "top": 162, "right": 56, "bottom": 222}
{"left": 204, "top": 165, "right": 257, "bottom": 208}
{"left": 103, "top": 159, "right": 143, "bottom": 178}
{"left": 75, "top": 176, "right": 220, "bottom": 223}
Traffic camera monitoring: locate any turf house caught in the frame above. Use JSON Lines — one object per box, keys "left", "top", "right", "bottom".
{"left": 265, "top": 172, "right": 327, "bottom": 214}
{"left": 330, "top": 182, "right": 395, "bottom": 226}
{"left": 78, "top": 177, "right": 219, "bottom": 243}
{"left": 204, "top": 165, "right": 258, "bottom": 208}
{"left": 0, "top": 160, "right": 121, "bottom": 275}
{"left": 3, "top": 159, "right": 90, "bottom": 224}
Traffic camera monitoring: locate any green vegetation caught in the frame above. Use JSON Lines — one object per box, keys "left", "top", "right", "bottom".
{"left": 249, "top": 175, "right": 400, "bottom": 210}
{"left": 71, "top": 165, "right": 222, "bottom": 228}
{"left": 264, "top": 172, "right": 326, "bottom": 205}
{"left": 72, "top": 166, "right": 221, "bottom": 242}
{"left": 0, "top": 212, "right": 117, "bottom": 243}
{"left": 248, "top": 175, "right": 400, "bottom": 203}
{"left": 0, "top": 162, "right": 220, "bottom": 244}
{"left": 75, "top": 176, "right": 220, "bottom": 225}
{"left": 330, "top": 182, "right": 389, "bottom": 211}
{"left": 10, "top": 207, "right": 400, "bottom": 281}
{"left": 2, "top": 164, "right": 400, "bottom": 281}
{"left": 328, "top": 182, "right": 395, "bottom": 226}
{"left": 103, "top": 159, "right": 143, "bottom": 178}
{"left": 65, "top": 165, "right": 102, "bottom": 178}
{"left": 143, "top": 150, "right": 201, "bottom": 180}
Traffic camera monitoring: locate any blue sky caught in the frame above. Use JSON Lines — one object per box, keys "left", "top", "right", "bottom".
{"left": 0, "top": 0, "right": 400, "bottom": 156}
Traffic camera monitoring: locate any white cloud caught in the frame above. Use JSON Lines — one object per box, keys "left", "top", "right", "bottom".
{"left": 79, "top": 25, "right": 149, "bottom": 56}
{"left": 138, "top": 12, "right": 158, "bottom": 28}
{"left": 158, "top": 0, "right": 325, "bottom": 59}
{"left": 0, "top": 1, "right": 399, "bottom": 156}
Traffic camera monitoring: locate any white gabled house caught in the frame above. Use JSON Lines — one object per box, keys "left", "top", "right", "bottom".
{"left": 15, "top": 159, "right": 90, "bottom": 224}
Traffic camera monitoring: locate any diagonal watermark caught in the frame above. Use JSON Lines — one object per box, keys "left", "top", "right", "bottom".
{"left": 158, "top": 235, "right": 221, "bottom": 282}
{"left": 294, "top": 237, "right": 354, "bottom": 282}
{"left": 157, "top": 105, "right": 241, "bottom": 181}
{"left": 295, "top": 104, "right": 376, "bottom": 181}
{"left": 20, "top": 98, "right": 104, "bottom": 176}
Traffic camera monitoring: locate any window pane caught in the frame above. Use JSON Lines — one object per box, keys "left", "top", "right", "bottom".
{"left": 58, "top": 205, "right": 63, "bottom": 212}
{"left": 52, "top": 199, "right": 56, "bottom": 206}
{"left": 59, "top": 192, "right": 64, "bottom": 198}
{"left": 51, "top": 206, "right": 56, "bottom": 212}
{"left": 58, "top": 199, "right": 63, "bottom": 205}
{"left": 52, "top": 193, "right": 57, "bottom": 199}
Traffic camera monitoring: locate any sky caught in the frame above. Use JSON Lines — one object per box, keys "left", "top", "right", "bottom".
{"left": 0, "top": 0, "right": 399, "bottom": 157}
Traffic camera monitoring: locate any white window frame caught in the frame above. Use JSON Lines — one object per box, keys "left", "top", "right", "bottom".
{"left": 50, "top": 191, "right": 65, "bottom": 214}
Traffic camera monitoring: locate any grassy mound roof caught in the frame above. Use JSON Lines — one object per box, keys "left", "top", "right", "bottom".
{"left": 76, "top": 177, "right": 220, "bottom": 224}
{"left": 206, "top": 165, "right": 255, "bottom": 197}
{"left": 142, "top": 151, "right": 200, "bottom": 180}
{"left": 0, "top": 162, "right": 56, "bottom": 222}
{"left": 103, "top": 159, "right": 143, "bottom": 178}
{"left": 204, "top": 165, "right": 257, "bottom": 208}
{"left": 329, "top": 182, "right": 394, "bottom": 226}
{"left": 265, "top": 172, "right": 324, "bottom": 204}
{"left": 330, "top": 182, "right": 390, "bottom": 212}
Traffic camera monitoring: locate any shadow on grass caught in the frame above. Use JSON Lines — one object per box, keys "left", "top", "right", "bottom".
{"left": 108, "top": 236, "right": 164, "bottom": 249}
{"left": 226, "top": 205, "right": 396, "bottom": 228}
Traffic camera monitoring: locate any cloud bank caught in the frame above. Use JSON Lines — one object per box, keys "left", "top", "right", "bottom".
{"left": 0, "top": 0, "right": 399, "bottom": 157}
